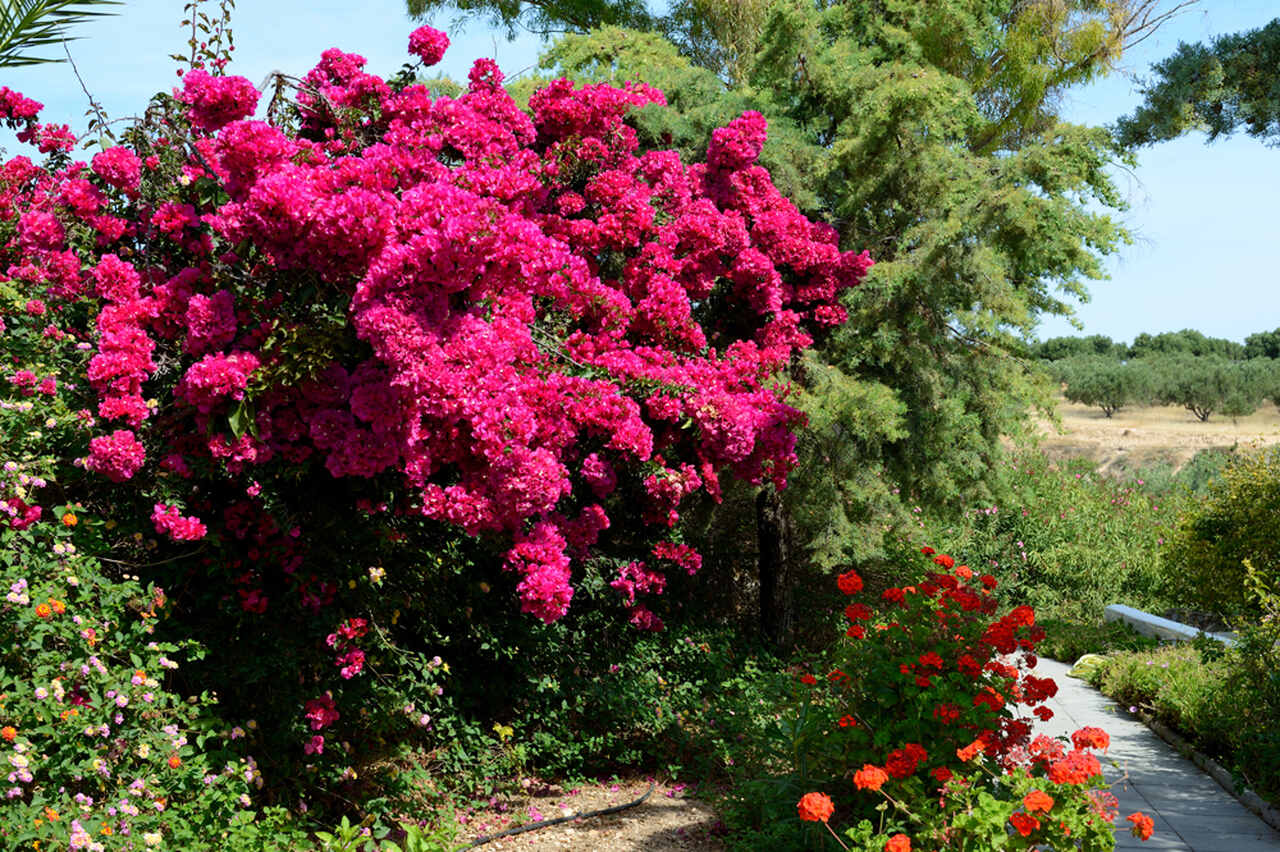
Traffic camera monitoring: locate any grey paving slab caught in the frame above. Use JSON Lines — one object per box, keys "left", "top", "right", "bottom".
{"left": 1032, "top": 657, "right": 1280, "bottom": 851}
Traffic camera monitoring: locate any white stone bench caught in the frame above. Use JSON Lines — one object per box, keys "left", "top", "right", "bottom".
{"left": 1103, "top": 604, "right": 1237, "bottom": 647}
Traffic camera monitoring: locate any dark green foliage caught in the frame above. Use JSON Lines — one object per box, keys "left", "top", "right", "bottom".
{"left": 1174, "top": 447, "right": 1236, "bottom": 492}
{"left": 1244, "top": 327, "right": 1280, "bottom": 359}
{"left": 1116, "top": 18, "right": 1280, "bottom": 147}
{"left": 405, "top": 0, "right": 655, "bottom": 37}
{"left": 1035, "top": 334, "right": 1127, "bottom": 360}
{"left": 1133, "top": 447, "right": 1236, "bottom": 496}
{"left": 1128, "top": 329, "right": 1245, "bottom": 360}
{"left": 1037, "top": 333, "right": 1278, "bottom": 421}
{"left": 1035, "top": 617, "right": 1158, "bottom": 662}
{"left": 926, "top": 450, "right": 1184, "bottom": 625}
{"left": 1147, "top": 355, "right": 1266, "bottom": 421}
{"left": 1089, "top": 634, "right": 1280, "bottom": 801}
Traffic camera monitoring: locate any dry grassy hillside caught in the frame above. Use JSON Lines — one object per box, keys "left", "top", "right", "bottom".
{"left": 1033, "top": 398, "right": 1280, "bottom": 475}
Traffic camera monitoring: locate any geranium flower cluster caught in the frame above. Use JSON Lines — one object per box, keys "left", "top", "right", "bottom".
{"left": 0, "top": 26, "right": 871, "bottom": 626}
{"left": 787, "top": 547, "right": 1154, "bottom": 849}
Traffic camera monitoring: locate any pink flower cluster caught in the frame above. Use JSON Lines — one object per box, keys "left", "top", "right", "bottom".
{"left": 86, "top": 430, "right": 146, "bottom": 483}
{"left": 0, "top": 29, "right": 872, "bottom": 626}
{"left": 0, "top": 87, "right": 42, "bottom": 125}
{"left": 325, "top": 617, "right": 368, "bottom": 679}
{"left": 151, "top": 503, "right": 208, "bottom": 541}
{"left": 408, "top": 25, "right": 449, "bottom": 65}
{"left": 304, "top": 694, "right": 340, "bottom": 730}
{"left": 91, "top": 147, "right": 142, "bottom": 193}
{"left": 177, "top": 69, "right": 260, "bottom": 132}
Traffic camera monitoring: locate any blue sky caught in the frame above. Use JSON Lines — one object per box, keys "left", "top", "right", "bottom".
{"left": 2, "top": 0, "right": 1277, "bottom": 345}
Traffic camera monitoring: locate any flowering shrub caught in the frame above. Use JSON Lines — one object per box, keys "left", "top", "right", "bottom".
{"left": 0, "top": 24, "right": 869, "bottom": 626}
{"left": 736, "top": 547, "right": 1152, "bottom": 849}
{"left": 0, "top": 17, "right": 870, "bottom": 804}
{"left": 0, "top": 510, "right": 306, "bottom": 850}
{"left": 1, "top": 26, "right": 869, "bottom": 606}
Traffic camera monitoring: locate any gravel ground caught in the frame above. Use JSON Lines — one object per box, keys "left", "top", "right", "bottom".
{"left": 455, "top": 777, "right": 726, "bottom": 851}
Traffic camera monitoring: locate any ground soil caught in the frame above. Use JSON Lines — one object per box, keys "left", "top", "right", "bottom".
{"left": 455, "top": 777, "right": 725, "bottom": 851}
{"left": 1032, "top": 398, "right": 1280, "bottom": 475}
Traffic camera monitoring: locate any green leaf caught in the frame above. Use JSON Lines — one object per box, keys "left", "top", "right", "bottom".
{"left": 0, "top": 0, "right": 122, "bottom": 68}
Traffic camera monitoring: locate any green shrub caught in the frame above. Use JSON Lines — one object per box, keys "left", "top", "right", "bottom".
{"left": 1088, "top": 625, "right": 1280, "bottom": 801}
{"left": 1173, "top": 448, "right": 1235, "bottom": 493}
{"left": 925, "top": 450, "right": 1185, "bottom": 624}
{"left": 0, "top": 511, "right": 308, "bottom": 851}
{"left": 1162, "top": 446, "right": 1280, "bottom": 616}
{"left": 1036, "top": 618, "right": 1158, "bottom": 662}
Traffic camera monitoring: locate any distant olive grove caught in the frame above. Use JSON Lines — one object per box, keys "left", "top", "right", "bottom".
{"left": 1035, "top": 329, "right": 1280, "bottom": 421}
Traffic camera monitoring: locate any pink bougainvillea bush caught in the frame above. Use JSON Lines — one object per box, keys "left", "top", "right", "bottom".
{"left": 0, "top": 23, "right": 871, "bottom": 800}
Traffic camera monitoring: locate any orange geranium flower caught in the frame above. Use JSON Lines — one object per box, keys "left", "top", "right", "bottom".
{"left": 61, "top": 513, "right": 77, "bottom": 526}
{"left": 853, "top": 764, "right": 889, "bottom": 791}
{"left": 34, "top": 602, "right": 52, "bottom": 619}
{"left": 49, "top": 599, "right": 65, "bottom": 614}
{"left": 956, "top": 738, "right": 985, "bottom": 761}
{"left": 1127, "top": 812, "right": 1154, "bottom": 841}
{"left": 0, "top": 726, "right": 15, "bottom": 742}
{"left": 796, "top": 792, "right": 834, "bottom": 823}
{"left": 167, "top": 754, "right": 182, "bottom": 769}
{"left": 1023, "top": 789, "right": 1054, "bottom": 813}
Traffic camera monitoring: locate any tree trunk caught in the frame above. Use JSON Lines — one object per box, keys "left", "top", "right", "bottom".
{"left": 757, "top": 486, "right": 795, "bottom": 651}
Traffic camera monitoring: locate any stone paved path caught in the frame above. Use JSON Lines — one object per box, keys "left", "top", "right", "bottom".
{"left": 1035, "top": 657, "right": 1280, "bottom": 851}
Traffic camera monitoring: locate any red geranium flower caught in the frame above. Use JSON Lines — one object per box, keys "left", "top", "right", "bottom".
{"left": 1047, "top": 750, "right": 1102, "bottom": 785}
{"left": 1071, "top": 726, "right": 1110, "bottom": 752}
{"left": 885, "top": 744, "right": 925, "bottom": 779}
{"left": 918, "top": 651, "right": 944, "bottom": 669}
{"left": 1009, "top": 812, "right": 1040, "bottom": 837}
{"left": 844, "top": 602, "right": 872, "bottom": 622}
{"left": 837, "top": 570, "right": 863, "bottom": 594}
{"left": 956, "top": 738, "right": 985, "bottom": 762}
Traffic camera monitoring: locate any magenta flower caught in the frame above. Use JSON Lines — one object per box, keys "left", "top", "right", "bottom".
{"left": 408, "top": 26, "right": 449, "bottom": 65}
